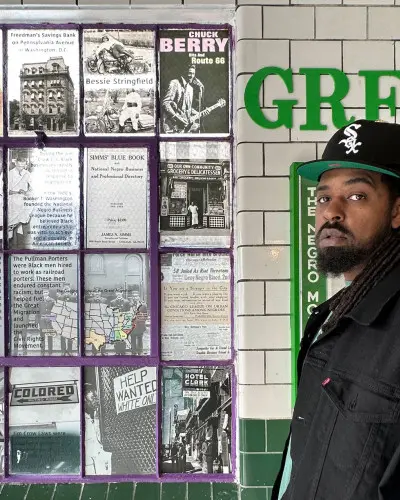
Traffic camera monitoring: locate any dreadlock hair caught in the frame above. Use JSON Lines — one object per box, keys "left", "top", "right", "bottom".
{"left": 321, "top": 173, "right": 400, "bottom": 335}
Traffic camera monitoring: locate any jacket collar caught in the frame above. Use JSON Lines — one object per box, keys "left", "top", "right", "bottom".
{"left": 344, "top": 261, "right": 400, "bottom": 326}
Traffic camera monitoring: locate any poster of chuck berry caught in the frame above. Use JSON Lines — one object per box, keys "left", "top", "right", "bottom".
{"left": 159, "top": 29, "right": 230, "bottom": 136}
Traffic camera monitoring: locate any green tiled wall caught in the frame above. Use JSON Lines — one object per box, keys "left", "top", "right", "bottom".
{"left": 239, "top": 418, "right": 290, "bottom": 500}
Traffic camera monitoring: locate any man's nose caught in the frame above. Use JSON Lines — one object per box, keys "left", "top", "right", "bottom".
{"left": 323, "top": 199, "right": 345, "bottom": 222}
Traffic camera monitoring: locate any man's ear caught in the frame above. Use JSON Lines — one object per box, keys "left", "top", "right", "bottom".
{"left": 391, "top": 196, "right": 400, "bottom": 229}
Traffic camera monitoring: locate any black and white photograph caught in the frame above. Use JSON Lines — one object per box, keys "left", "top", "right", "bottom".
{"left": 85, "top": 366, "right": 156, "bottom": 475}
{"left": 10, "top": 254, "right": 79, "bottom": 357}
{"left": 8, "top": 148, "right": 80, "bottom": 250}
{"left": 85, "top": 148, "right": 149, "bottom": 249}
{"left": 0, "top": 369, "right": 4, "bottom": 474}
{"left": 84, "top": 253, "right": 150, "bottom": 356}
{"left": 161, "top": 253, "right": 231, "bottom": 361}
{"left": 161, "top": 367, "right": 232, "bottom": 475}
{"left": 8, "top": 29, "right": 79, "bottom": 136}
{"left": 160, "top": 141, "right": 231, "bottom": 248}
{"left": 83, "top": 29, "right": 155, "bottom": 135}
{"left": 9, "top": 367, "right": 80, "bottom": 475}
{"left": 159, "top": 29, "right": 230, "bottom": 136}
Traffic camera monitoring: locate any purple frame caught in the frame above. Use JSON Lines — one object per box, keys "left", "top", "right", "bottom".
{"left": 0, "top": 22, "right": 235, "bottom": 483}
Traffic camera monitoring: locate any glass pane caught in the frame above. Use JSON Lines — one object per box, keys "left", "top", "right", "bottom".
{"left": 159, "top": 29, "right": 230, "bottom": 136}
{"left": 7, "top": 148, "right": 80, "bottom": 250}
{"left": 159, "top": 141, "right": 231, "bottom": 248}
{"left": 9, "top": 367, "right": 80, "bottom": 475}
{"left": 84, "top": 253, "right": 150, "bottom": 356}
{"left": 84, "top": 366, "right": 156, "bottom": 475}
{"left": 161, "top": 366, "right": 232, "bottom": 474}
{"left": 85, "top": 148, "right": 149, "bottom": 249}
{"left": 9, "top": 254, "right": 79, "bottom": 356}
{"left": 83, "top": 29, "right": 155, "bottom": 136}
{"left": 8, "top": 29, "right": 79, "bottom": 136}
{"left": 161, "top": 253, "right": 231, "bottom": 360}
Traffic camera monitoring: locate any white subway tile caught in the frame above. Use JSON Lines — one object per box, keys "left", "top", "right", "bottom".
{"left": 24, "top": 0, "right": 75, "bottom": 3}
{"left": 238, "top": 384, "right": 292, "bottom": 419}
{"left": 316, "top": 7, "right": 366, "bottom": 40}
{"left": 237, "top": 6, "right": 263, "bottom": 40}
{"left": 264, "top": 143, "right": 316, "bottom": 176}
{"left": 341, "top": 74, "right": 366, "bottom": 108}
{"left": 265, "top": 281, "right": 290, "bottom": 314}
{"left": 237, "top": 281, "right": 265, "bottom": 315}
{"left": 2, "top": 0, "right": 20, "bottom": 4}
{"left": 263, "top": 7, "right": 314, "bottom": 40}
{"left": 344, "top": 0, "right": 393, "bottom": 4}
{"left": 292, "top": 0, "right": 340, "bottom": 3}
{"left": 238, "top": 351, "right": 265, "bottom": 385}
{"left": 368, "top": 7, "right": 400, "bottom": 40}
{"left": 291, "top": 41, "right": 342, "bottom": 73}
{"left": 317, "top": 143, "right": 328, "bottom": 158}
{"left": 393, "top": 42, "right": 400, "bottom": 70}
{"left": 265, "top": 351, "right": 292, "bottom": 384}
{"left": 236, "top": 143, "right": 263, "bottom": 177}
{"left": 185, "top": 0, "right": 234, "bottom": 3}
{"left": 237, "top": 212, "right": 264, "bottom": 246}
{"left": 238, "top": 246, "right": 290, "bottom": 280}
{"left": 79, "top": 0, "right": 129, "bottom": 3}
{"left": 264, "top": 212, "right": 290, "bottom": 245}
{"left": 238, "top": 0, "right": 288, "bottom": 4}
{"left": 343, "top": 41, "right": 394, "bottom": 72}
{"left": 237, "top": 178, "right": 289, "bottom": 211}
{"left": 237, "top": 109, "right": 290, "bottom": 143}
{"left": 237, "top": 40, "right": 289, "bottom": 74}
{"left": 238, "top": 315, "right": 291, "bottom": 349}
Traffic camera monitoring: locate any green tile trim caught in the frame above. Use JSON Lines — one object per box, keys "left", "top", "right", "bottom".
{"left": 240, "top": 452, "right": 282, "bottom": 487}
{"left": 0, "top": 484, "right": 30, "bottom": 500}
{"left": 25, "top": 484, "right": 55, "bottom": 500}
{"left": 267, "top": 419, "right": 291, "bottom": 453}
{"left": 267, "top": 488, "right": 273, "bottom": 500}
{"left": 161, "top": 482, "right": 186, "bottom": 500}
{"left": 80, "top": 483, "right": 108, "bottom": 500}
{"left": 213, "top": 482, "right": 238, "bottom": 499}
{"left": 188, "top": 483, "right": 212, "bottom": 500}
{"left": 239, "top": 419, "right": 266, "bottom": 453}
{"left": 240, "top": 487, "right": 267, "bottom": 500}
{"left": 135, "top": 482, "right": 160, "bottom": 500}
{"left": 53, "top": 483, "right": 83, "bottom": 500}
{"left": 108, "top": 483, "right": 134, "bottom": 500}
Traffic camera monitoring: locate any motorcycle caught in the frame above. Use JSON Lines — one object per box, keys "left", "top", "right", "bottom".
{"left": 86, "top": 50, "right": 151, "bottom": 75}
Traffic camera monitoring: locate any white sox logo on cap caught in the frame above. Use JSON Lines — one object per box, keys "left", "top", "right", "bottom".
{"left": 339, "top": 123, "right": 362, "bottom": 154}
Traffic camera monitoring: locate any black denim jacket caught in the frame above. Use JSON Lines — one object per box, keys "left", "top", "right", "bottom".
{"left": 272, "top": 263, "right": 400, "bottom": 500}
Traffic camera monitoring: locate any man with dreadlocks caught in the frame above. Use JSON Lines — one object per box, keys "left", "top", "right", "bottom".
{"left": 272, "top": 119, "right": 400, "bottom": 500}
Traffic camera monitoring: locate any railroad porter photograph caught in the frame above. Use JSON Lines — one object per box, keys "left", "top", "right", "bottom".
{"left": 84, "top": 366, "right": 156, "bottom": 475}
{"left": 159, "top": 141, "right": 231, "bottom": 248}
{"left": 83, "top": 29, "right": 155, "bottom": 135}
{"left": 161, "top": 367, "right": 232, "bottom": 475}
{"left": 159, "top": 29, "right": 230, "bottom": 136}
{"left": 8, "top": 29, "right": 79, "bottom": 136}
{"left": 84, "top": 253, "right": 150, "bottom": 356}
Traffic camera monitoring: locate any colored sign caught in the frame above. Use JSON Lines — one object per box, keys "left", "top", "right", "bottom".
{"left": 11, "top": 381, "right": 79, "bottom": 406}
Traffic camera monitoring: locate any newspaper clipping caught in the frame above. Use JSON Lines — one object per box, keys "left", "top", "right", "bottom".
{"left": 83, "top": 29, "right": 155, "bottom": 135}
{"left": 161, "top": 367, "right": 232, "bottom": 475}
{"left": 8, "top": 29, "right": 79, "bottom": 136}
{"left": 10, "top": 254, "right": 79, "bottom": 356}
{"left": 84, "top": 253, "right": 150, "bottom": 356}
{"left": 85, "top": 148, "right": 149, "bottom": 248}
{"left": 161, "top": 253, "right": 231, "bottom": 361}
{"left": 9, "top": 367, "right": 80, "bottom": 475}
{"left": 8, "top": 148, "right": 80, "bottom": 250}
{"left": 85, "top": 366, "right": 156, "bottom": 475}
{"left": 160, "top": 141, "right": 231, "bottom": 248}
{"left": 159, "top": 29, "right": 230, "bottom": 136}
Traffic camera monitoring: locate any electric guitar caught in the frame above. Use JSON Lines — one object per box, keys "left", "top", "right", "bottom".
{"left": 163, "top": 98, "right": 226, "bottom": 133}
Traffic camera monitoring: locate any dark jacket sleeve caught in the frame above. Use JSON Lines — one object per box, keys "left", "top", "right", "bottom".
{"left": 378, "top": 444, "right": 400, "bottom": 500}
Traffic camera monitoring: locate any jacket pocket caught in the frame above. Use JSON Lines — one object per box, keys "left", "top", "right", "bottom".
{"left": 316, "top": 375, "right": 400, "bottom": 500}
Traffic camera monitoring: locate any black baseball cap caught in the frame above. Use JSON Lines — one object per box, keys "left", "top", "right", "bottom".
{"left": 297, "top": 120, "right": 400, "bottom": 181}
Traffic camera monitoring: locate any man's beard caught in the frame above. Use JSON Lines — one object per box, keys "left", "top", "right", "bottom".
{"left": 316, "top": 221, "right": 392, "bottom": 277}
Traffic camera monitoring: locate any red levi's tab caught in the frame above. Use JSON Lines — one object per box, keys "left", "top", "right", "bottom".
{"left": 322, "top": 378, "right": 331, "bottom": 386}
